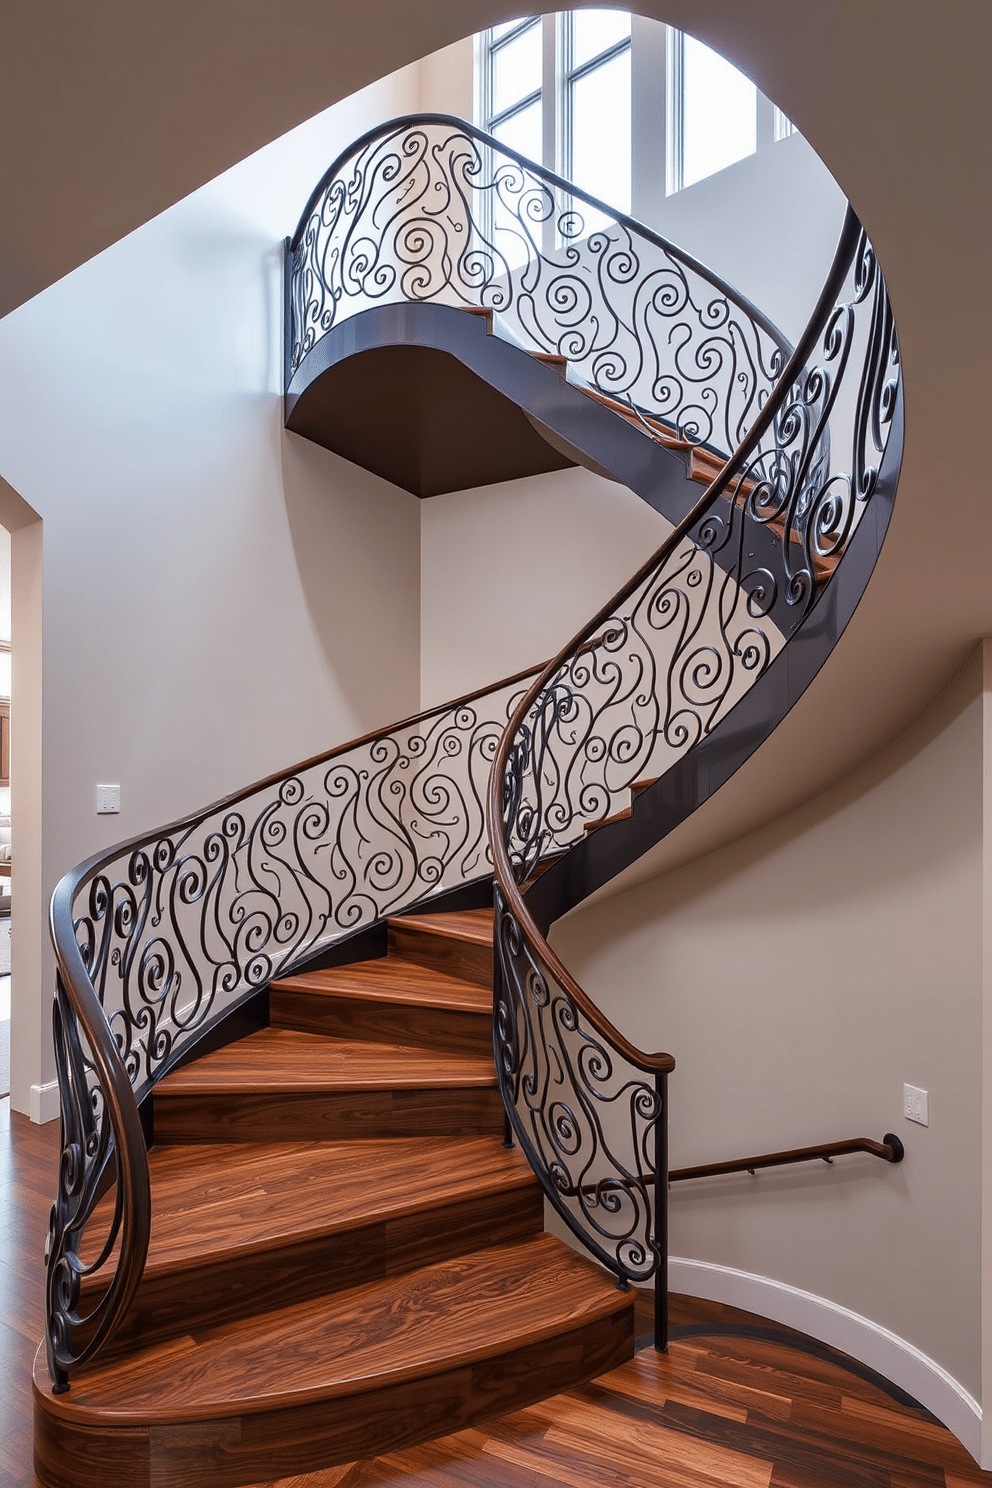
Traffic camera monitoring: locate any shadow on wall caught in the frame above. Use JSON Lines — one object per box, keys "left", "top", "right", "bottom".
{"left": 280, "top": 429, "right": 421, "bottom": 733}
{"left": 549, "top": 646, "right": 983, "bottom": 1398}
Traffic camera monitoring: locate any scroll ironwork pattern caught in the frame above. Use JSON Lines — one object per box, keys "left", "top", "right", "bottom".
{"left": 288, "top": 115, "right": 789, "bottom": 457}
{"left": 491, "top": 208, "right": 900, "bottom": 1296}
{"left": 46, "top": 671, "right": 533, "bottom": 1383}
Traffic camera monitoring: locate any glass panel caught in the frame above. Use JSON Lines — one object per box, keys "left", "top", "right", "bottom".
{"left": 491, "top": 20, "right": 542, "bottom": 118}
{"left": 682, "top": 35, "right": 756, "bottom": 189}
{"left": 490, "top": 17, "right": 535, "bottom": 42}
{"left": 491, "top": 97, "right": 542, "bottom": 163}
{"left": 570, "top": 47, "right": 631, "bottom": 215}
{"left": 571, "top": 9, "right": 631, "bottom": 70}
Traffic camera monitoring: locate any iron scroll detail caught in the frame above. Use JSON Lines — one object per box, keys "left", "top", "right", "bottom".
{"left": 46, "top": 667, "right": 536, "bottom": 1385}
{"left": 488, "top": 206, "right": 902, "bottom": 1342}
{"left": 287, "top": 115, "right": 789, "bottom": 460}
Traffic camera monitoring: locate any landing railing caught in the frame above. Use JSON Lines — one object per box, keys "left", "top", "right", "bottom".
{"left": 287, "top": 114, "right": 790, "bottom": 458}
{"left": 45, "top": 666, "right": 539, "bottom": 1389}
{"left": 488, "top": 205, "right": 902, "bottom": 1351}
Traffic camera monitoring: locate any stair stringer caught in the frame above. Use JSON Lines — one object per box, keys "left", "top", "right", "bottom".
{"left": 286, "top": 299, "right": 704, "bottom": 523}
{"left": 524, "top": 391, "right": 904, "bottom": 934}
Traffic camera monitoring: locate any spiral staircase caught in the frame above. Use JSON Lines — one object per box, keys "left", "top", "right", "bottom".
{"left": 33, "top": 117, "right": 903, "bottom": 1488}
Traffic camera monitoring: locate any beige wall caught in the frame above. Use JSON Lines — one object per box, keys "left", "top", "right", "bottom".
{"left": 983, "top": 638, "right": 992, "bottom": 1464}
{"left": 551, "top": 651, "right": 984, "bottom": 1399}
{"left": 0, "top": 66, "right": 426, "bottom": 1116}
{"left": 420, "top": 465, "right": 672, "bottom": 707}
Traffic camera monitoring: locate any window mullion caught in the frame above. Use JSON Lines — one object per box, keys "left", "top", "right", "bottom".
{"left": 666, "top": 29, "right": 685, "bottom": 196}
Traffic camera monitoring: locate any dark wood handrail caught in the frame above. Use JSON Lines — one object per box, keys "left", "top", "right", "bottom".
{"left": 670, "top": 1133, "right": 905, "bottom": 1183}
{"left": 287, "top": 114, "right": 792, "bottom": 364}
{"left": 45, "top": 651, "right": 551, "bottom": 1388}
{"left": 487, "top": 205, "right": 863, "bottom": 1079}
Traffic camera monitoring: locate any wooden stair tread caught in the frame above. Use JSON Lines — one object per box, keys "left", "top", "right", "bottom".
{"left": 390, "top": 908, "right": 494, "bottom": 945}
{"left": 40, "top": 1235, "right": 626, "bottom": 1423}
{"left": 84, "top": 1138, "right": 536, "bottom": 1277}
{"left": 584, "top": 805, "right": 632, "bottom": 832}
{"left": 272, "top": 956, "right": 491, "bottom": 1014}
{"left": 155, "top": 1028, "right": 496, "bottom": 1094}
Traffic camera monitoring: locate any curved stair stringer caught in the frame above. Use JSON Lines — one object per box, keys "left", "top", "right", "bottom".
{"left": 35, "top": 131, "right": 900, "bottom": 1486}
{"left": 286, "top": 298, "right": 705, "bottom": 523}
{"left": 487, "top": 205, "right": 904, "bottom": 1335}
{"left": 524, "top": 406, "right": 902, "bottom": 932}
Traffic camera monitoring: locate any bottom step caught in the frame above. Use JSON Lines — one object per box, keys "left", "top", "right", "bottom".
{"left": 34, "top": 1235, "right": 634, "bottom": 1488}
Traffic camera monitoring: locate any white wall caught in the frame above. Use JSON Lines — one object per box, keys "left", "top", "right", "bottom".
{"left": 551, "top": 651, "right": 984, "bottom": 1403}
{"left": 0, "top": 65, "right": 430, "bottom": 1117}
{"left": 638, "top": 130, "right": 847, "bottom": 347}
{"left": 420, "top": 465, "right": 672, "bottom": 707}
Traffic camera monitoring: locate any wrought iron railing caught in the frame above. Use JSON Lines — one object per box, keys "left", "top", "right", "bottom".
{"left": 287, "top": 115, "right": 790, "bottom": 459}
{"left": 488, "top": 205, "right": 902, "bottom": 1351}
{"left": 45, "top": 666, "right": 538, "bottom": 1389}
{"left": 45, "top": 133, "right": 901, "bottom": 1395}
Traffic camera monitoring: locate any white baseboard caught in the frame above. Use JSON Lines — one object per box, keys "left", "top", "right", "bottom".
{"left": 29, "top": 1079, "right": 60, "bottom": 1124}
{"left": 664, "top": 1257, "right": 983, "bottom": 1466}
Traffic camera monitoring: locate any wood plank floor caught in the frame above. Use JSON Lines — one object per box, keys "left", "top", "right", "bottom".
{"left": 4, "top": 1097, "right": 992, "bottom": 1488}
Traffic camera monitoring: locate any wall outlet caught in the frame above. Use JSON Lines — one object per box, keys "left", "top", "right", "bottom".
{"left": 96, "top": 784, "right": 121, "bottom": 814}
{"left": 903, "top": 1083, "right": 929, "bottom": 1127}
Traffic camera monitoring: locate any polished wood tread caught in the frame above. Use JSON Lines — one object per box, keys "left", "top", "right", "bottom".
{"left": 34, "top": 1236, "right": 631, "bottom": 1423}
{"left": 387, "top": 910, "right": 493, "bottom": 988}
{"left": 390, "top": 909, "right": 493, "bottom": 946}
{"left": 232, "top": 1293, "right": 992, "bottom": 1488}
{"left": 154, "top": 1029, "right": 497, "bottom": 1095}
{"left": 12, "top": 1105, "right": 990, "bottom": 1488}
{"left": 271, "top": 958, "right": 492, "bottom": 1014}
{"left": 268, "top": 961, "right": 493, "bottom": 1054}
{"left": 83, "top": 1137, "right": 538, "bottom": 1277}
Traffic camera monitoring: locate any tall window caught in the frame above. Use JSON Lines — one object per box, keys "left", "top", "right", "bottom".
{"left": 668, "top": 32, "right": 756, "bottom": 194}
{"left": 563, "top": 11, "right": 632, "bottom": 215}
{"left": 481, "top": 16, "right": 543, "bottom": 162}
{"left": 477, "top": 13, "right": 797, "bottom": 214}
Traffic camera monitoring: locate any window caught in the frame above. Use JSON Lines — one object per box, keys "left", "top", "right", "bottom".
{"left": 667, "top": 32, "right": 756, "bottom": 194}
{"left": 477, "top": 13, "right": 799, "bottom": 218}
{"left": 480, "top": 15, "right": 543, "bottom": 162}
{"left": 563, "top": 11, "right": 632, "bottom": 215}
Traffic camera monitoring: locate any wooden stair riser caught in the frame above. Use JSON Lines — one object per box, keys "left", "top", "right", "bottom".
{"left": 34, "top": 1306, "right": 634, "bottom": 1488}
{"left": 80, "top": 1183, "right": 544, "bottom": 1359}
{"left": 152, "top": 1086, "right": 504, "bottom": 1143}
{"left": 269, "top": 985, "right": 491, "bottom": 1056}
{"left": 387, "top": 923, "right": 493, "bottom": 988}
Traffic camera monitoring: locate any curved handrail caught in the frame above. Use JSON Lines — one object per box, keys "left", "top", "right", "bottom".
{"left": 44, "top": 138, "right": 900, "bottom": 1390}
{"left": 45, "top": 659, "right": 544, "bottom": 1387}
{"left": 286, "top": 114, "right": 790, "bottom": 458}
{"left": 487, "top": 204, "right": 901, "bottom": 1314}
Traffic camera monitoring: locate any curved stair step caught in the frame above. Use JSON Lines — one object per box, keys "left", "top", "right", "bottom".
{"left": 270, "top": 956, "right": 491, "bottom": 1053}
{"left": 153, "top": 1029, "right": 502, "bottom": 1141}
{"left": 34, "top": 1236, "right": 634, "bottom": 1488}
{"left": 82, "top": 1137, "right": 542, "bottom": 1355}
{"left": 388, "top": 907, "right": 494, "bottom": 987}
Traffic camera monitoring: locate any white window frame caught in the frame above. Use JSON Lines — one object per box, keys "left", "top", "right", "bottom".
{"left": 479, "top": 15, "right": 544, "bottom": 149}
{"left": 476, "top": 14, "right": 799, "bottom": 217}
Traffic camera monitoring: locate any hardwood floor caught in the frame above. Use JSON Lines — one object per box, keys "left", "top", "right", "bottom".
{"left": 5, "top": 1096, "right": 991, "bottom": 1488}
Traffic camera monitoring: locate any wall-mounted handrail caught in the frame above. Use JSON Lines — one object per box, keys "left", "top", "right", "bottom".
{"left": 488, "top": 201, "right": 902, "bottom": 1356}
{"left": 670, "top": 1133, "right": 905, "bottom": 1183}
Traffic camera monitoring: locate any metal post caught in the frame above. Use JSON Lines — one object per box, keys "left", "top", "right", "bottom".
{"left": 654, "top": 1070, "right": 669, "bottom": 1352}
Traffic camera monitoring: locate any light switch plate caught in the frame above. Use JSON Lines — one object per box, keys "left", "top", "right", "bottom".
{"left": 96, "top": 784, "right": 121, "bottom": 814}
{"left": 903, "top": 1083, "right": 929, "bottom": 1127}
